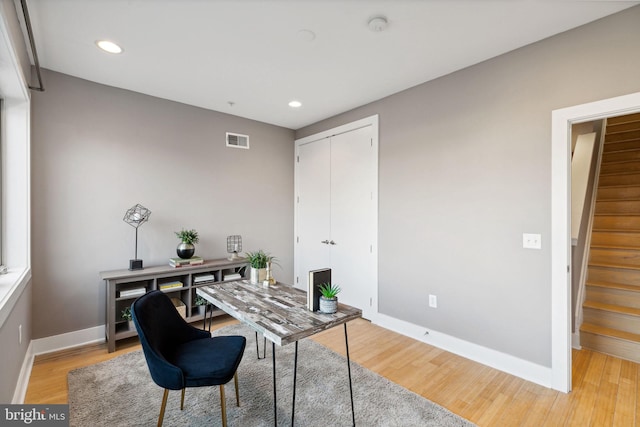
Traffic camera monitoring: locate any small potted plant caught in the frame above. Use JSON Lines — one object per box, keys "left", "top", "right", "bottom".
{"left": 175, "top": 229, "right": 199, "bottom": 259}
{"left": 121, "top": 307, "right": 134, "bottom": 330}
{"left": 193, "top": 294, "right": 209, "bottom": 316}
{"left": 245, "top": 250, "right": 276, "bottom": 284}
{"left": 318, "top": 282, "right": 341, "bottom": 314}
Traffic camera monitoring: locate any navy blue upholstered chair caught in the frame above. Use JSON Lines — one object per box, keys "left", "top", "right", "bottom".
{"left": 132, "top": 290, "right": 246, "bottom": 427}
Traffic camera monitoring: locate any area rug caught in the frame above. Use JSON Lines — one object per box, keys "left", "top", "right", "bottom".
{"left": 68, "top": 323, "right": 475, "bottom": 426}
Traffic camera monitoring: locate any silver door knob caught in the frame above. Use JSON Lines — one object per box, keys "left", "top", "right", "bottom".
{"left": 329, "top": 240, "right": 336, "bottom": 245}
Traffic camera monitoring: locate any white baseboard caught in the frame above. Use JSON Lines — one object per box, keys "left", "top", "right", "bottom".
{"left": 12, "top": 325, "right": 106, "bottom": 403}
{"left": 12, "top": 341, "right": 34, "bottom": 404}
{"left": 31, "top": 325, "right": 105, "bottom": 355}
{"left": 373, "top": 313, "right": 554, "bottom": 389}
{"left": 572, "top": 332, "right": 582, "bottom": 350}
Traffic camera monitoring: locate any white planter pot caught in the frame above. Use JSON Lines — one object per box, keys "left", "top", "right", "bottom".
{"left": 250, "top": 267, "right": 267, "bottom": 284}
{"left": 319, "top": 296, "right": 338, "bottom": 314}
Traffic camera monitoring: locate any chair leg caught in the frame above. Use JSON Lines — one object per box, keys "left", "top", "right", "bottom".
{"left": 180, "top": 388, "right": 185, "bottom": 410}
{"left": 158, "top": 389, "right": 169, "bottom": 427}
{"left": 234, "top": 372, "right": 240, "bottom": 406}
{"left": 219, "top": 384, "right": 227, "bottom": 427}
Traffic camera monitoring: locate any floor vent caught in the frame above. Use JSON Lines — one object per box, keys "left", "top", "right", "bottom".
{"left": 226, "top": 132, "right": 249, "bottom": 149}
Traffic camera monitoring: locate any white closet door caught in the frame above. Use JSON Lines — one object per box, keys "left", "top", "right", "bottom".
{"left": 330, "top": 126, "right": 374, "bottom": 317}
{"left": 296, "top": 138, "right": 331, "bottom": 286}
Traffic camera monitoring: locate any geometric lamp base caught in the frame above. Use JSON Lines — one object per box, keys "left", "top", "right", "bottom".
{"left": 129, "top": 259, "right": 143, "bottom": 270}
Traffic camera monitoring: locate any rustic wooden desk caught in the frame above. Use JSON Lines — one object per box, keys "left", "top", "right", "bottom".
{"left": 197, "top": 280, "right": 362, "bottom": 426}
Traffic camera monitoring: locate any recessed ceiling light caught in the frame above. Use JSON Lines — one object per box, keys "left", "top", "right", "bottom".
{"left": 96, "top": 40, "right": 123, "bottom": 54}
{"left": 289, "top": 100, "right": 302, "bottom": 108}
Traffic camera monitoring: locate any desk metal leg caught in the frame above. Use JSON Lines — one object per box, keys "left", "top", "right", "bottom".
{"left": 345, "top": 323, "right": 355, "bottom": 426}
{"left": 272, "top": 341, "right": 277, "bottom": 426}
{"left": 291, "top": 341, "right": 299, "bottom": 426}
{"left": 255, "top": 332, "right": 267, "bottom": 359}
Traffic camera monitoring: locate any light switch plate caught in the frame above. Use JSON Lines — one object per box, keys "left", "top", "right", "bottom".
{"left": 523, "top": 233, "right": 542, "bottom": 249}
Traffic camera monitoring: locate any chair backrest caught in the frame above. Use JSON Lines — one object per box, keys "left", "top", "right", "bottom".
{"left": 131, "top": 290, "right": 208, "bottom": 389}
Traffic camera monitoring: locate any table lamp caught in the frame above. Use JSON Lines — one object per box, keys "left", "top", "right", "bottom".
{"left": 123, "top": 204, "right": 151, "bottom": 270}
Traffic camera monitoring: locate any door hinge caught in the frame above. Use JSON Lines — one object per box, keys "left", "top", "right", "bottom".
{"left": 370, "top": 297, "right": 372, "bottom": 306}
{"left": 296, "top": 276, "right": 299, "bottom": 283}
{"left": 370, "top": 245, "right": 373, "bottom": 253}
{"left": 297, "top": 236, "right": 299, "bottom": 243}
{"left": 297, "top": 155, "right": 300, "bottom": 162}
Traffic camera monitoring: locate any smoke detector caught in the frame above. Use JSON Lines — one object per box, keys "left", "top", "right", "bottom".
{"left": 368, "top": 17, "right": 388, "bottom": 32}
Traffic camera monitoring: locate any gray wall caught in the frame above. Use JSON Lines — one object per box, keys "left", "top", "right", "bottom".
{"left": 297, "top": 6, "right": 640, "bottom": 367}
{"left": 31, "top": 70, "right": 295, "bottom": 338}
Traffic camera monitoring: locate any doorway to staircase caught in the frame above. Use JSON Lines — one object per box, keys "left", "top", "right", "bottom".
{"left": 552, "top": 92, "right": 640, "bottom": 393}
{"left": 580, "top": 113, "right": 640, "bottom": 362}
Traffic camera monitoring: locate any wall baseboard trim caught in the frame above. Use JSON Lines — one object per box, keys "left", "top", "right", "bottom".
{"left": 373, "top": 313, "right": 554, "bottom": 390}
{"left": 12, "top": 341, "right": 34, "bottom": 404}
{"left": 31, "top": 325, "right": 105, "bottom": 356}
{"left": 12, "top": 326, "right": 106, "bottom": 403}
{"left": 572, "top": 332, "right": 582, "bottom": 350}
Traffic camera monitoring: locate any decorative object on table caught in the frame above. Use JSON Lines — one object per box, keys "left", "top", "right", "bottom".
{"left": 226, "top": 235, "right": 242, "bottom": 261}
{"left": 193, "top": 293, "right": 209, "bottom": 316}
{"left": 121, "top": 307, "right": 134, "bottom": 330}
{"left": 169, "top": 256, "right": 204, "bottom": 268}
{"left": 263, "top": 261, "right": 276, "bottom": 288}
{"left": 308, "top": 268, "right": 331, "bottom": 312}
{"left": 175, "top": 229, "right": 199, "bottom": 259}
{"left": 318, "top": 282, "right": 341, "bottom": 314}
{"left": 123, "top": 204, "right": 152, "bottom": 270}
{"left": 245, "top": 250, "right": 276, "bottom": 285}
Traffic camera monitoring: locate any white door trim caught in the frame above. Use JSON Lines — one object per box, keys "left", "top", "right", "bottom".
{"left": 294, "top": 115, "right": 379, "bottom": 319}
{"left": 551, "top": 92, "right": 640, "bottom": 393}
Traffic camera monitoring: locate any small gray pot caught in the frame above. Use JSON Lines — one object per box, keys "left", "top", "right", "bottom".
{"left": 319, "top": 296, "right": 338, "bottom": 314}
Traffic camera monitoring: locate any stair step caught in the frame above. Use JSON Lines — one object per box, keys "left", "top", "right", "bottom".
{"left": 590, "top": 231, "right": 640, "bottom": 249}
{"left": 605, "top": 130, "right": 640, "bottom": 144}
{"left": 607, "top": 112, "right": 640, "bottom": 126}
{"left": 599, "top": 172, "right": 640, "bottom": 187}
{"left": 586, "top": 281, "right": 640, "bottom": 309}
{"left": 584, "top": 300, "right": 640, "bottom": 316}
{"left": 606, "top": 120, "right": 640, "bottom": 134}
{"left": 593, "top": 214, "right": 640, "bottom": 230}
{"left": 583, "top": 303, "right": 640, "bottom": 335}
{"left": 590, "top": 247, "right": 640, "bottom": 269}
{"left": 597, "top": 185, "right": 640, "bottom": 200}
{"left": 593, "top": 215, "right": 640, "bottom": 232}
{"left": 588, "top": 265, "right": 640, "bottom": 286}
{"left": 600, "top": 160, "right": 640, "bottom": 175}
{"left": 580, "top": 323, "right": 640, "bottom": 363}
{"left": 602, "top": 149, "right": 640, "bottom": 164}
{"left": 602, "top": 140, "right": 640, "bottom": 154}
{"left": 595, "top": 199, "right": 640, "bottom": 214}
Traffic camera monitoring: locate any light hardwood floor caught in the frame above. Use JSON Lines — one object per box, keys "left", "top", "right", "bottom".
{"left": 25, "top": 316, "right": 639, "bottom": 426}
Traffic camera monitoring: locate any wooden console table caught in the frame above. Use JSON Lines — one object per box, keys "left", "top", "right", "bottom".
{"left": 100, "top": 258, "right": 247, "bottom": 352}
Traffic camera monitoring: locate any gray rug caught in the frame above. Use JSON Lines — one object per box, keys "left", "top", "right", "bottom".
{"left": 68, "top": 323, "right": 475, "bottom": 426}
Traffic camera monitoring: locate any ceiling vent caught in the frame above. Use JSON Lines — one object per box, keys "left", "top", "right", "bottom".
{"left": 226, "top": 132, "right": 249, "bottom": 149}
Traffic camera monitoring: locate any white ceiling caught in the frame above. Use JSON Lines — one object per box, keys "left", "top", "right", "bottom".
{"left": 24, "top": 0, "right": 639, "bottom": 130}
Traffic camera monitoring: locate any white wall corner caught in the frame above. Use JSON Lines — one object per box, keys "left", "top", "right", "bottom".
{"left": 31, "top": 325, "right": 105, "bottom": 356}
{"left": 373, "top": 313, "right": 553, "bottom": 390}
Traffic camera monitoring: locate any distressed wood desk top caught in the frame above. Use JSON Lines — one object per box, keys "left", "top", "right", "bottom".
{"left": 196, "top": 280, "right": 362, "bottom": 346}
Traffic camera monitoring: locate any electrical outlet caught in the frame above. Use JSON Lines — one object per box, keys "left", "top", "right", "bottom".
{"left": 429, "top": 294, "right": 437, "bottom": 308}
